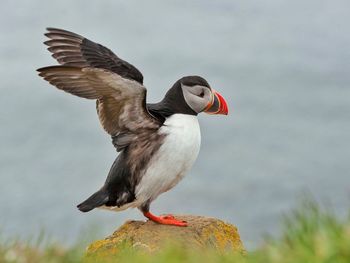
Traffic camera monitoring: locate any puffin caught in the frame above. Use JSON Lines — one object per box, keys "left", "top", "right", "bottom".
{"left": 37, "top": 28, "right": 228, "bottom": 227}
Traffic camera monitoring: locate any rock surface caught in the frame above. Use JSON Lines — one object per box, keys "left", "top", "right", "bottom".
{"left": 86, "top": 215, "right": 245, "bottom": 256}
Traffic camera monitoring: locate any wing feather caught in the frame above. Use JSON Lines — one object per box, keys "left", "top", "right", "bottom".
{"left": 38, "top": 28, "right": 160, "bottom": 150}
{"left": 44, "top": 27, "right": 144, "bottom": 84}
{"left": 37, "top": 65, "right": 160, "bottom": 139}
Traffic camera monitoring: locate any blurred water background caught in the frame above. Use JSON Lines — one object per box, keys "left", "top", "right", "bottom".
{"left": 1, "top": 0, "right": 349, "bottom": 249}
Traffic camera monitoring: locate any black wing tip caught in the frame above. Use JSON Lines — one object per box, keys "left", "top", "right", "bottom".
{"left": 36, "top": 65, "right": 82, "bottom": 77}
{"left": 36, "top": 66, "right": 53, "bottom": 77}
{"left": 44, "top": 27, "right": 83, "bottom": 38}
{"left": 45, "top": 27, "right": 69, "bottom": 33}
{"left": 37, "top": 65, "right": 79, "bottom": 70}
{"left": 43, "top": 40, "right": 52, "bottom": 47}
{"left": 36, "top": 66, "right": 50, "bottom": 75}
{"left": 36, "top": 65, "right": 59, "bottom": 72}
{"left": 46, "top": 27, "right": 60, "bottom": 31}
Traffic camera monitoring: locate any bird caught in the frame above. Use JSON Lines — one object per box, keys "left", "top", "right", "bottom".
{"left": 37, "top": 28, "right": 228, "bottom": 227}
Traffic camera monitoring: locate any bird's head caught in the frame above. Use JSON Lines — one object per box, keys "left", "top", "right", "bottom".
{"left": 180, "top": 76, "right": 228, "bottom": 115}
{"left": 158, "top": 76, "right": 229, "bottom": 116}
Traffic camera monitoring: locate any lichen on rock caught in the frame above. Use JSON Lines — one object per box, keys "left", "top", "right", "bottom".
{"left": 86, "top": 215, "right": 245, "bottom": 258}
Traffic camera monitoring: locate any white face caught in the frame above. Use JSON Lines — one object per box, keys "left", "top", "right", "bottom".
{"left": 181, "top": 84, "right": 213, "bottom": 113}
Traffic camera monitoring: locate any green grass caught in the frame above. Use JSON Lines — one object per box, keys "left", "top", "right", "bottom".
{"left": 1, "top": 201, "right": 349, "bottom": 263}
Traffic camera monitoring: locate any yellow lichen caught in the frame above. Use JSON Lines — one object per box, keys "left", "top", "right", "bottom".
{"left": 86, "top": 238, "right": 111, "bottom": 253}
{"left": 200, "top": 220, "right": 245, "bottom": 253}
{"left": 86, "top": 215, "right": 245, "bottom": 258}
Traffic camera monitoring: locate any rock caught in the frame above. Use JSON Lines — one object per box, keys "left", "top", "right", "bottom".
{"left": 86, "top": 215, "right": 245, "bottom": 257}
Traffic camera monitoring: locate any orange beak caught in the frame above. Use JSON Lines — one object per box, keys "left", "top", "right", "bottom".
{"left": 204, "top": 89, "right": 229, "bottom": 115}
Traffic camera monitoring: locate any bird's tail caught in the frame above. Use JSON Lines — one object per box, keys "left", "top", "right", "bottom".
{"left": 77, "top": 188, "right": 109, "bottom": 212}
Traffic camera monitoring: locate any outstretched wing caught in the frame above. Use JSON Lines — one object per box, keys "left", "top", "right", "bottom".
{"left": 38, "top": 28, "right": 160, "bottom": 151}
{"left": 44, "top": 27, "right": 144, "bottom": 84}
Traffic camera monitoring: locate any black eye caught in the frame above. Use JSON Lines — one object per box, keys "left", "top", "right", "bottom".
{"left": 199, "top": 91, "right": 205, "bottom": 98}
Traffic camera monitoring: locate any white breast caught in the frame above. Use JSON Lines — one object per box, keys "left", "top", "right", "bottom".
{"left": 135, "top": 114, "right": 201, "bottom": 205}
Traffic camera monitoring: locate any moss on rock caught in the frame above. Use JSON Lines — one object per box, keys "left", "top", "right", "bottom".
{"left": 86, "top": 215, "right": 245, "bottom": 258}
